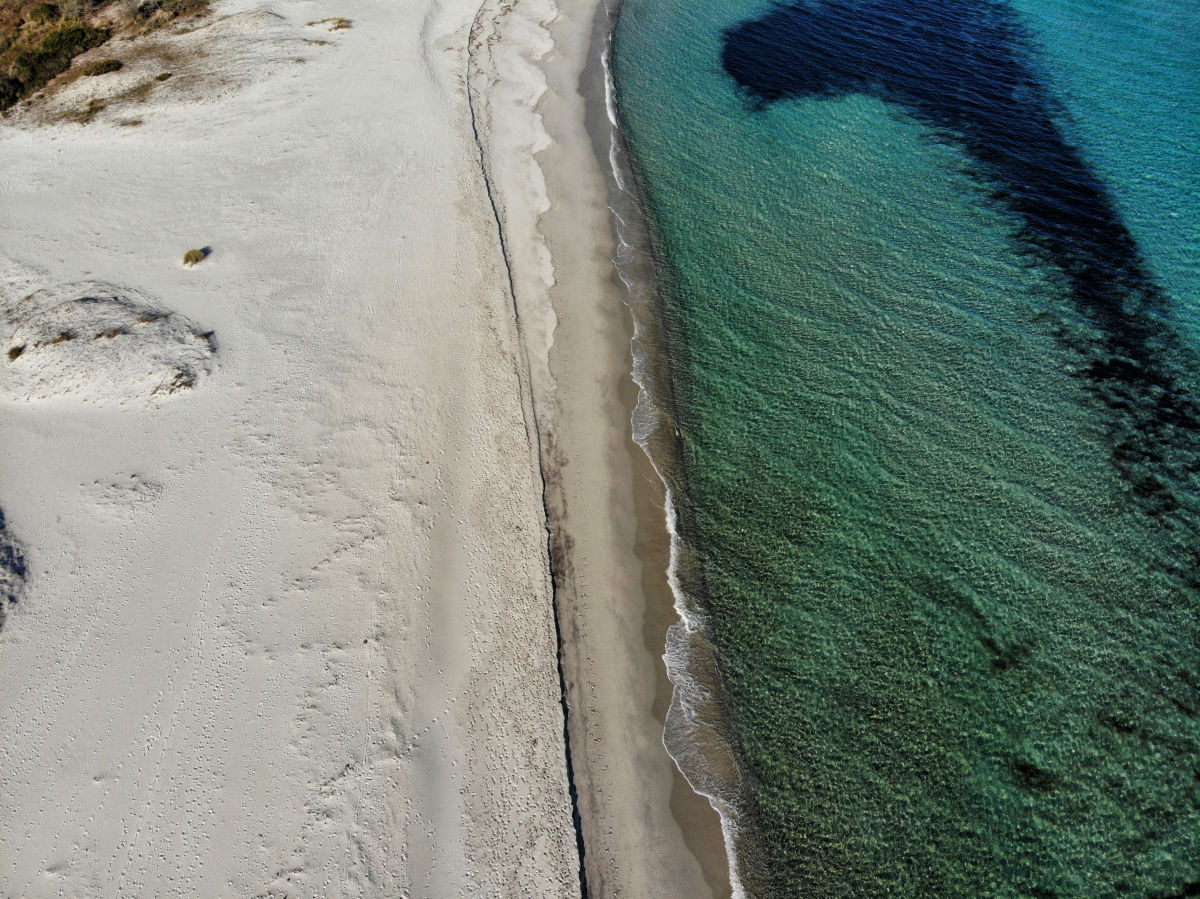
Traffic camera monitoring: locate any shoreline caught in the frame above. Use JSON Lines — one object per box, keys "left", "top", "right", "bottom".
{"left": 595, "top": 3, "right": 753, "bottom": 894}
{"left": 472, "top": 0, "right": 734, "bottom": 893}
{"left": 589, "top": 4, "right": 743, "bottom": 892}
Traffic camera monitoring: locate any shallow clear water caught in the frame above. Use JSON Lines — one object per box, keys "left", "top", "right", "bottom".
{"left": 611, "top": 0, "right": 1199, "bottom": 895}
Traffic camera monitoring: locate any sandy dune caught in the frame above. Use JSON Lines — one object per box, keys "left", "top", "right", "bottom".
{"left": 0, "top": 1, "right": 577, "bottom": 894}
{"left": 1, "top": 269, "right": 217, "bottom": 404}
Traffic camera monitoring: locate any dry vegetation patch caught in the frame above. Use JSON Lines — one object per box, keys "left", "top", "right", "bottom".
{"left": 0, "top": 0, "right": 209, "bottom": 113}
{"left": 305, "top": 16, "right": 350, "bottom": 31}
{"left": 80, "top": 56, "right": 120, "bottom": 74}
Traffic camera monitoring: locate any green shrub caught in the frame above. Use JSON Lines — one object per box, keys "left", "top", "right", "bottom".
{"left": 9, "top": 24, "right": 109, "bottom": 93}
{"left": 182, "top": 248, "right": 206, "bottom": 266}
{"left": 0, "top": 75, "right": 21, "bottom": 110}
{"left": 81, "top": 57, "right": 121, "bottom": 75}
{"left": 154, "top": 71, "right": 170, "bottom": 81}
{"left": 41, "top": 24, "right": 109, "bottom": 56}
{"left": 9, "top": 47, "right": 59, "bottom": 87}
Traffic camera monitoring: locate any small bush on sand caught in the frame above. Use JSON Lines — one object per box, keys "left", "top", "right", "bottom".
{"left": 154, "top": 71, "right": 170, "bottom": 81}
{"left": 81, "top": 57, "right": 122, "bottom": 75}
{"left": 182, "top": 248, "right": 207, "bottom": 266}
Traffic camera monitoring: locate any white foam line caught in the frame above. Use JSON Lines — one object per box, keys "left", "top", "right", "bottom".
{"left": 599, "top": 9, "right": 748, "bottom": 897}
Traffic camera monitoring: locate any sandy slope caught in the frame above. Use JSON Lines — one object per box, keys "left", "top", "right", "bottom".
{"left": 0, "top": 1, "right": 578, "bottom": 895}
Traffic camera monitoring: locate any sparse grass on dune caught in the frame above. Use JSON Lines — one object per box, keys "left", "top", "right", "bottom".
{"left": 0, "top": 0, "right": 209, "bottom": 113}
{"left": 63, "top": 95, "right": 104, "bottom": 122}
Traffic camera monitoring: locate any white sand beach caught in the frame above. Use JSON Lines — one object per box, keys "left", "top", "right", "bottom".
{"left": 0, "top": 0, "right": 728, "bottom": 895}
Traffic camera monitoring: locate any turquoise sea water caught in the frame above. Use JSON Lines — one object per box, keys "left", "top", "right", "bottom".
{"left": 611, "top": 0, "right": 1199, "bottom": 895}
